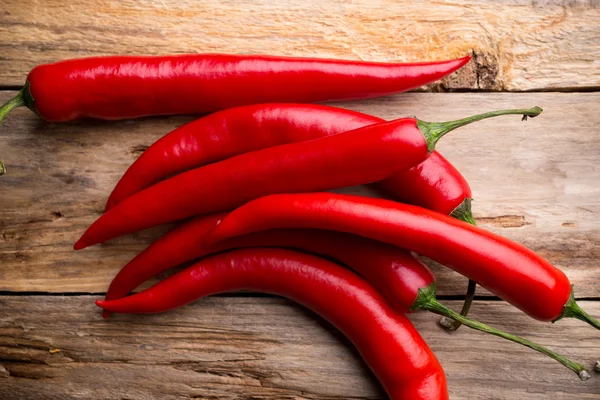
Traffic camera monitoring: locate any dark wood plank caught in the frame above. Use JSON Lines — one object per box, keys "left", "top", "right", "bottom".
{"left": 0, "top": 296, "right": 599, "bottom": 399}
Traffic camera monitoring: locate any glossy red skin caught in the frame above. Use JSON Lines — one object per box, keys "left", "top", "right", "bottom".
{"left": 27, "top": 54, "right": 470, "bottom": 122}
{"left": 207, "top": 193, "right": 573, "bottom": 322}
{"left": 106, "top": 103, "right": 470, "bottom": 214}
{"left": 105, "top": 213, "right": 434, "bottom": 312}
{"left": 75, "top": 119, "right": 429, "bottom": 249}
{"left": 97, "top": 248, "right": 448, "bottom": 400}
{"left": 377, "top": 151, "right": 472, "bottom": 215}
{"left": 104, "top": 212, "right": 226, "bottom": 303}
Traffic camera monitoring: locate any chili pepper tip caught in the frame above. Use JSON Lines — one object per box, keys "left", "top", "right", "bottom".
{"left": 595, "top": 361, "right": 600, "bottom": 372}
{"left": 73, "top": 238, "right": 87, "bottom": 251}
{"left": 0, "top": 161, "right": 5, "bottom": 176}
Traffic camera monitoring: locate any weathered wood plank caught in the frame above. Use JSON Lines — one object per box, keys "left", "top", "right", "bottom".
{"left": 0, "top": 92, "right": 598, "bottom": 297}
{"left": 0, "top": 296, "right": 598, "bottom": 399}
{"left": 1, "top": 0, "right": 599, "bottom": 90}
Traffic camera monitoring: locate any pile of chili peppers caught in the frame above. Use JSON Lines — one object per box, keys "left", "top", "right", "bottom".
{"left": 2, "top": 53, "right": 599, "bottom": 399}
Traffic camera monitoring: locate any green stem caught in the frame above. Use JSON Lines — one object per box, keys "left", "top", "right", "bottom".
{"left": 0, "top": 90, "right": 26, "bottom": 123}
{"left": 450, "top": 198, "right": 477, "bottom": 225}
{"left": 417, "top": 106, "right": 543, "bottom": 151}
{"left": 412, "top": 283, "right": 590, "bottom": 380}
{"left": 0, "top": 82, "right": 37, "bottom": 177}
{"left": 440, "top": 198, "right": 478, "bottom": 330}
{"left": 555, "top": 287, "right": 600, "bottom": 330}
{"left": 439, "top": 279, "right": 477, "bottom": 331}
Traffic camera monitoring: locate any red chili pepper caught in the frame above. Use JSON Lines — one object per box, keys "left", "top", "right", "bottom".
{"left": 104, "top": 104, "right": 472, "bottom": 216}
{"left": 376, "top": 152, "right": 473, "bottom": 221}
{"left": 105, "top": 212, "right": 226, "bottom": 305}
{"left": 0, "top": 54, "right": 470, "bottom": 174}
{"left": 2, "top": 54, "right": 471, "bottom": 122}
{"left": 103, "top": 213, "right": 429, "bottom": 310}
{"left": 102, "top": 215, "right": 587, "bottom": 377}
{"left": 206, "top": 192, "right": 600, "bottom": 331}
{"left": 103, "top": 102, "right": 478, "bottom": 329}
{"left": 98, "top": 247, "right": 450, "bottom": 400}
{"left": 376, "top": 153, "right": 478, "bottom": 330}
{"left": 75, "top": 106, "right": 542, "bottom": 250}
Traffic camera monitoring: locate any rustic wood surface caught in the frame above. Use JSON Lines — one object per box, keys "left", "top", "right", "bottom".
{"left": 1, "top": 90, "right": 599, "bottom": 398}
{"left": 1, "top": 0, "right": 600, "bottom": 91}
{"left": 1, "top": 0, "right": 600, "bottom": 398}
{"left": 1, "top": 297, "right": 599, "bottom": 399}
{"left": 0, "top": 91, "right": 598, "bottom": 297}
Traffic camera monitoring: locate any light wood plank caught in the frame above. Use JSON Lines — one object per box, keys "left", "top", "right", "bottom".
{"left": 0, "top": 92, "right": 598, "bottom": 297}
{"left": 1, "top": 0, "right": 599, "bottom": 90}
{"left": 0, "top": 296, "right": 599, "bottom": 399}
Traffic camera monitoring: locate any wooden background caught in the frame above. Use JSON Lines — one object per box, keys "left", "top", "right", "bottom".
{"left": 0, "top": 0, "right": 599, "bottom": 398}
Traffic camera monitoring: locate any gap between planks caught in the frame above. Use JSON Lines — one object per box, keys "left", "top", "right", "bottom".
{"left": 2, "top": 86, "right": 600, "bottom": 93}
{"left": 0, "top": 291, "right": 599, "bottom": 304}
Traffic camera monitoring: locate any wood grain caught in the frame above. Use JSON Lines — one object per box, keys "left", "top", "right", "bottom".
{"left": 0, "top": 91, "right": 598, "bottom": 298}
{"left": 1, "top": 0, "right": 599, "bottom": 90}
{"left": 1, "top": 2, "right": 599, "bottom": 398}
{"left": 0, "top": 296, "right": 598, "bottom": 399}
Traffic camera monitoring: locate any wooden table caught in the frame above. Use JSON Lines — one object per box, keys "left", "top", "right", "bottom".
{"left": 1, "top": 1, "right": 599, "bottom": 398}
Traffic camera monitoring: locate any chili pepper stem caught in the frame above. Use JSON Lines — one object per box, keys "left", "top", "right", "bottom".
{"left": 440, "top": 197, "right": 478, "bottom": 330}
{"left": 0, "top": 83, "right": 36, "bottom": 175}
{"left": 417, "top": 106, "right": 543, "bottom": 151}
{"left": 0, "top": 91, "right": 25, "bottom": 124}
{"left": 439, "top": 279, "right": 476, "bottom": 331}
{"left": 412, "top": 282, "right": 590, "bottom": 380}
{"left": 555, "top": 287, "right": 600, "bottom": 330}
{"left": 449, "top": 198, "right": 476, "bottom": 225}
{"left": 0, "top": 94, "right": 25, "bottom": 176}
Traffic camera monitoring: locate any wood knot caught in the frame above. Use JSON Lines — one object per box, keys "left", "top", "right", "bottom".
{"left": 441, "top": 50, "right": 500, "bottom": 91}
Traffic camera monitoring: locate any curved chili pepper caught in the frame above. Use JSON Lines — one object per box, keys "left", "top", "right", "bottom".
{"left": 105, "top": 104, "right": 473, "bottom": 222}
{"left": 104, "top": 104, "right": 380, "bottom": 210}
{"left": 206, "top": 192, "right": 600, "bottom": 331}
{"left": 75, "top": 106, "right": 542, "bottom": 250}
{"left": 0, "top": 54, "right": 470, "bottom": 174}
{"left": 103, "top": 102, "right": 479, "bottom": 329}
{"left": 104, "top": 213, "right": 431, "bottom": 309}
{"left": 100, "top": 213, "right": 589, "bottom": 378}
{"left": 99, "top": 247, "right": 450, "bottom": 400}
{"left": 105, "top": 105, "right": 468, "bottom": 213}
